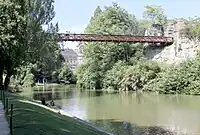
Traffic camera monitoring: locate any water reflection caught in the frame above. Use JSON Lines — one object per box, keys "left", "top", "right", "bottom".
{"left": 22, "top": 85, "right": 200, "bottom": 135}
{"left": 26, "top": 86, "right": 104, "bottom": 101}
{"left": 89, "top": 119, "right": 179, "bottom": 135}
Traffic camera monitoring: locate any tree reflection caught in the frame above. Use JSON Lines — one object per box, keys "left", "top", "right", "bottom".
{"left": 89, "top": 119, "right": 184, "bottom": 135}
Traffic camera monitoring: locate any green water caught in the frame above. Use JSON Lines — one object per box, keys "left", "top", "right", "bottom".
{"left": 21, "top": 85, "right": 200, "bottom": 135}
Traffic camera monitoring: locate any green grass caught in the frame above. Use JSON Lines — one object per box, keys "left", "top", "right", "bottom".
{"left": 4, "top": 94, "right": 110, "bottom": 135}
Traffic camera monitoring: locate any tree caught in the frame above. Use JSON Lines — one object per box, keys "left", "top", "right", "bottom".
{"left": 0, "top": 0, "right": 62, "bottom": 90}
{"left": 26, "top": 0, "right": 63, "bottom": 84}
{"left": 16, "top": 0, "right": 63, "bottom": 85}
{"left": 76, "top": 3, "right": 144, "bottom": 89}
{"left": 58, "top": 64, "right": 75, "bottom": 83}
{"left": 143, "top": 5, "right": 167, "bottom": 26}
{"left": 26, "top": 0, "right": 58, "bottom": 62}
{"left": 0, "top": 0, "right": 27, "bottom": 90}
{"left": 180, "top": 18, "right": 200, "bottom": 41}
{"left": 93, "top": 6, "right": 102, "bottom": 17}
{"left": 137, "top": 20, "right": 152, "bottom": 35}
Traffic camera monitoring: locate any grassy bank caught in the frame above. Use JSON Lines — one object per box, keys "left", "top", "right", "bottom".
{"left": 5, "top": 94, "right": 110, "bottom": 135}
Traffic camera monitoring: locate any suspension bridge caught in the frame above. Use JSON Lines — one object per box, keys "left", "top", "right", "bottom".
{"left": 58, "top": 33, "right": 174, "bottom": 46}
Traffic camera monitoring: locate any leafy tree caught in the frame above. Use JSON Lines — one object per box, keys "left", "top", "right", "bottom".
{"left": 58, "top": 64, "right": 75, "bottom": 83}
{"left": 16, "top": 0, "right": 64, "bottom": 86}
{"left": 92, "top": 6, "right": 102, "bottom": 19}
{"left": 180, "top": 18, "right": 200, "bottom": 41}
{"left": 0, "top": 0, "right": 27, "bottom": 90}
{"left": 0, "top": 0, "right": 66, "bottom": 90}
{"left": 143, "top": 5, "right": 167, "bottom": 26}
{"left": 77, "top": 3, "right": 144, "bottom": 89}
{"left": 26, "top": 0, "right": 60, "bottom": 73}
{"left": 137, "top": 20, "right": 152, "bottom": 35}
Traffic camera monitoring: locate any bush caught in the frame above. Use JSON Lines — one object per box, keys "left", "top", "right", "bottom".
{"left": 57, "top": 64, "right": 76, "bottom": 84}
{"left": 22, "top": 73, "right": 35, "bottom": 87}
{"left": 76, "top": 59, "right": 102, "bottom": 89}
{"left": 144, "top": 58, "right": 200, "bottom": 95}
{"left": 103, "top": 61, "right": 127, "bottom": 90}
{"left": 118, "top": 60, "right": 161, "bottom": 91}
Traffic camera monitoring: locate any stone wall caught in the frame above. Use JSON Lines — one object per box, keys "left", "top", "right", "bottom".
{"left": 145, "top": 19, "right": 200, "bottom": 64}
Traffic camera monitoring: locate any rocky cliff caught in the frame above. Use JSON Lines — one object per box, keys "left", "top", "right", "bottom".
{"left": 145, "top": 19, "right": 200, "bottom": 64}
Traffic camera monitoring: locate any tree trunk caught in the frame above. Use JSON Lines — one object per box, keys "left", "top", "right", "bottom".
{"left": 0, "top": 58, "right": 4, "bottom": 90}
{"left": 0, "top": 69, "right": 3, "bottom": 90}
{"left": 4, "top": 57, "right": 13, "bottom": 91}
{"left": 4, "top": 73, "right": 11, "bottom": 91}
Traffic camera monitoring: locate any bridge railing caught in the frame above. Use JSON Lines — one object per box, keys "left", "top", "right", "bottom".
{"left": 58, "top": 33, "right": 174, "bottom": 45}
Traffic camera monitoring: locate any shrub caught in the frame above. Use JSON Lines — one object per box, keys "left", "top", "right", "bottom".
{"left": 103, "top": 61, "right": 127, "bottom": 90}
{"left": 119, "top": 60, "right": 161, "bottom": 91}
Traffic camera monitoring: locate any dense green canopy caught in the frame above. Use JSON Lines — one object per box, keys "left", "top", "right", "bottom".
{"left": 0, "top": 0, "right": 74, "bottom": 90}
{"left": 76, "top": 3, "right": 145, "bottom": 89}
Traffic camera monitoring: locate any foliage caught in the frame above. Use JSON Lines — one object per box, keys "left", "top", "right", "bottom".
{"left": 180, "top": 18, "right": 200, "bottom": 41}
{"left": 0, "top": 0, "right": 74, "bottom": 89}
{"left": 119, "top": 60, "right": 161, "bottom": 91}
{"left": 51, "top": 71, "right": 60, "bottom": 83}
{"left": 103, "top": 61, "right": 128, "bottom": 90}
{"left": 34, "top": 52, "right": 65, "bottom": 82}
{"left": 138, "top": 20, "right": 152, "bottom": 35}
{"left": 144, "top": 58, "right": 200, "bottom": 95}
{"left": 77, "top": 3, "right": 145, "bottom": 89}
{"left": 25, "top": 0, "right": 63, "bottom": 83}
{"left": 57, "top": 64, "right": 75, "bottom": 84}
{"left": 143, "top": 5, "right": 167, "bottom": 26}
{"left": 22, "top": 73, "right": 35, "bottom": 87}
{"left": 13, "top": 64, "right": 34, "bottom": 86}
{"left": 0, "top": 0, "right": 27, "bottom": 90}
{"left": 76, "top": 59, "right": 102, "bottom": 89}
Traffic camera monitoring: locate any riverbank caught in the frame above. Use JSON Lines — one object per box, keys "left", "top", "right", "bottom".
{"left": 6, "top": 94, "right": 111, "bottom": 135}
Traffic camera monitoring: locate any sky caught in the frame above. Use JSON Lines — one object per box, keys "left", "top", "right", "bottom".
{"left": 53, "top": 0, "right": 200, "bottom": 49}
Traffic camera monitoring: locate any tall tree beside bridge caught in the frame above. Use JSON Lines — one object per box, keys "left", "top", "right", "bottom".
{"left": 143, "top": 5, "right": 167, "bottom": 26}
{"left": 0, "top": 0, "right": 63, "bottom": 90}
{"left": 76, "top": 3, "right": 144, "bottom": 89}
{"left": 16, "top": 0, "right": 65, "bottom": 87}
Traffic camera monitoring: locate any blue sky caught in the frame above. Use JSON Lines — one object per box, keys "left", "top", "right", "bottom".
{"left": 53, "top": 0, "right": 200, "bottom": 49}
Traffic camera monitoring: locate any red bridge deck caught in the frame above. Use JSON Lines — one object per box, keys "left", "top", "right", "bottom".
{"left": 58, "top": 33, "right": 174, "bottom": 46}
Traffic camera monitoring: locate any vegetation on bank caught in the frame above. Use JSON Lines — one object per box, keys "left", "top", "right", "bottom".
{"left": 76, "top": 3, "right": 200, "bottom": 95}
{"left": 5, "top": 94, "right": 109, "bottom": 135}
{"left": 0, "top": 0, "right": 75, "bottom": 90}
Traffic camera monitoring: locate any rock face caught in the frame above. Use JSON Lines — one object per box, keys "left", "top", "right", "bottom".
{"left": 145, "top": 19, "right": 200, "bottom": 64}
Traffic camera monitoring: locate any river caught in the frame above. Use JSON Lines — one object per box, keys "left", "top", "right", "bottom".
{"left": 21, "top": 85, "right": 200, "bottom": 135}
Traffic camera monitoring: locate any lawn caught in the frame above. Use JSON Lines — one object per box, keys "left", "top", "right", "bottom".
{"left": 4, "top": 94, "right": 111, "bottom": 135}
